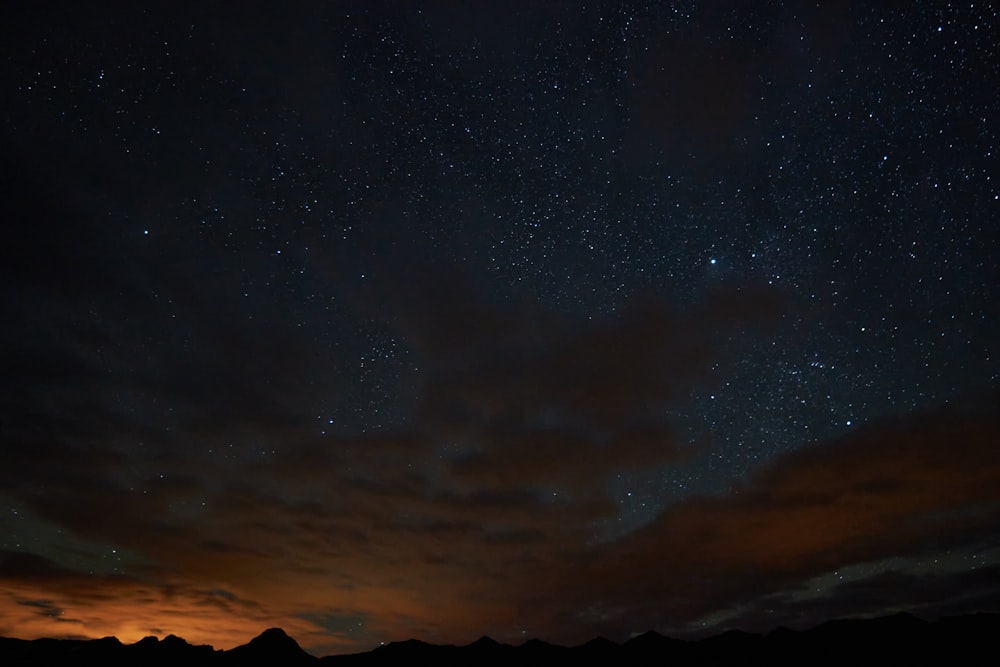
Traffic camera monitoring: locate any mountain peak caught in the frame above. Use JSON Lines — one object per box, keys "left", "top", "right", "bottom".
{"left": 468, "top": 635, "right": 501, "bottom": 648}
{"left": 252, "top": 627, "right": 293, "bottom": 643}
{"left": 161, "top": 633, "right": 191, "bottom": 647}
{"left": 226, "top": 627, "right": 314, "bottom": 664}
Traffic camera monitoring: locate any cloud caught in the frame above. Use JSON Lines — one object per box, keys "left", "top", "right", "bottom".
{"left": 2, "top": 381, "right": 996, "bottom": 652}
{"left": 0, "top": 271, "right": 795, "bottom": 651}
{"left": 718, "top": 562, "right": 1000, "bottom": 634}
{"left": 383, "top": 267, "right": 785, "bottom": 494}
{"left": 15, "top": 598, "right": 65, "bottom": 619}
{"left": 0, "top": 551, "right": 87, "bottom": 583}
{"left": 7, "top": 252, "right": 994, "bottom": 653}
{"left": 524, "top": 389, "right": 1000, "bottom": 641}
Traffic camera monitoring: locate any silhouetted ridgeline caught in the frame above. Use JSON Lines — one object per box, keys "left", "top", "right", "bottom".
{"left": 0, "top": 613, "right": 996, "bottom": 666}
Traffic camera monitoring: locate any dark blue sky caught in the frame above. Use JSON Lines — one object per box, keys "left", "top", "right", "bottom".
{"left": 1, "top": 0, "right": 998, "bottom": 656}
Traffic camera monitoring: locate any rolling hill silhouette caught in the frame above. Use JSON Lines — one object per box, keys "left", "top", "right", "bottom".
{"left": 0, "top": 612, "right": 996, "bottom": 665}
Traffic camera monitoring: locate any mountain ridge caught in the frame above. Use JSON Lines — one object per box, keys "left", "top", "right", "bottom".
{"left": 0, "top": 612, "right": 996, "bottom": 665}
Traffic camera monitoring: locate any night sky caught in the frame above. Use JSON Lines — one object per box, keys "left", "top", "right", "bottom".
{"left": 2, "top": 0, "right": 999, "bottom": 657}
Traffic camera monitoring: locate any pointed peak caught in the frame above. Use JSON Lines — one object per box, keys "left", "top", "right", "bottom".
{"left": 253, "top": 627, "right": 292, "bottom": 641}
{"left": 520, "top": 637, "right": 557, "bottom": 648}
{"left": 394, "top": 638, "right": 431, "bottom": 647}
{"left": 245, "top": 627, "right": 304, "bottom": 652}
{"left": 227, "top": 628, "right": 312, "bottom": 662}
{"left": 468, "top": 635, "right": 501, "bottom": 648}
{"left": 624, "top": 630, "right": 682, "bottom": 650}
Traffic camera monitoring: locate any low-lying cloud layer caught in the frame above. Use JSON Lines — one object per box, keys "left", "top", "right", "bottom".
{"left": 2, "top": 256, "right": 997, "bottom": 654}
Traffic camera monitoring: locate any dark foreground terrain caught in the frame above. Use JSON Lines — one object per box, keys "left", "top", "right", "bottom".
{"left": 1, "top": 612, "right": 996, "bottom": 666}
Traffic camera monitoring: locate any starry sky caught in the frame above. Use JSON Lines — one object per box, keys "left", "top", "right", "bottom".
{"left": 1, "top": 0, "right": 999, "bottom": 657}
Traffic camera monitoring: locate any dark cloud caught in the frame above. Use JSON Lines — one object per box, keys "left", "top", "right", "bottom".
{"left": 2, "top": 244, "right": 996, "bottom": 651}
{"left": 382, "top": 268, "right": 787, "bottom": 496}
{"left": 0, "top": 262, "right": 800, "bottom": 649}
{"left": 525, "top": 389, "right": 1000, "bottom": 642}
{"left": 723, "top": 563, "right": 1000, "bottom": 634}
{"left": 11, "top": 251, "right": 997, "bottom": 650}
{"left": 0, "top": 552, "right": 81, "bottom": 583}
{"left": 299, "top": 610, "right": 368, "bottom": 639}
{"left": 16, "top": 598, "right": 65, "bottom": 620}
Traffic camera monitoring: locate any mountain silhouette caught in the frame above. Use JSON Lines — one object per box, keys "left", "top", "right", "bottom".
{"left": 0, "top": 613, "right": 997, "bottom": 665}
{"left": 225, "top": 627, "right": 316, "bottom": 665}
